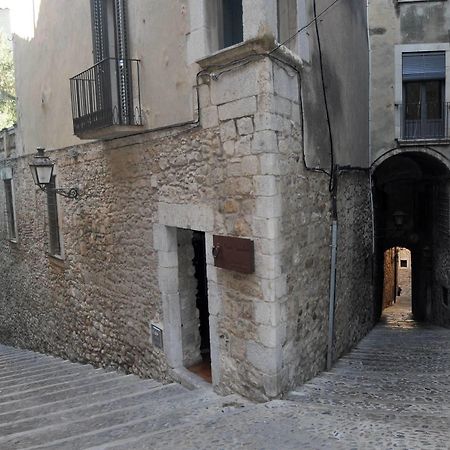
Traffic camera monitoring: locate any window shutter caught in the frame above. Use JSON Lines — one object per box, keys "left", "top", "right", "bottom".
{"left": 91, "top": 0, "right": 109, "bottom": 63}
{"left": 113, "top": 0, "right": 131, "bottom": 124}
{"left": 402, "top": 52, "right": 446, "bottom": 81}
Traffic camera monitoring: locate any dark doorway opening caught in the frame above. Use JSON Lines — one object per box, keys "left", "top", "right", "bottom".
{"left": 188, "top": 231, "right": 211, "bottom": 383}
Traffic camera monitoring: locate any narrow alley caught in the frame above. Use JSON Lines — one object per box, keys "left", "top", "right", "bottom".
{"left": 0, "top": 297, "right": 449, "bottom": 449}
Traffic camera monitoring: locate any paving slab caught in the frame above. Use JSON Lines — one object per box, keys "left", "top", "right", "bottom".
{"left": 0, "top": 297, "right": 449, "bottom": 449}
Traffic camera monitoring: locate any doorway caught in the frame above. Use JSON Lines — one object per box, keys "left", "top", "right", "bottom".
{"left": 382, "top": 247, "right": 413, "bottom": 323}
{"left": 177, "top": 229, "right": 211, "bottom": 383}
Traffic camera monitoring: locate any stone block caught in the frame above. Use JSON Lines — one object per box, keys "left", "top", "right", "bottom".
{"left": 218, "top": 96, "right": 257, "bottom": 121}
{"left": 254, "top": 176, "right": 278, "bottom": 196}
{"left": 223, "top": 140, "right": 235, "bottom": 156}
{"left": 235, "top": 136, "right": 252, "bottom": 155}
{"left": 241, "top": 155, "right": 259, "bottom": 176}
{"left": 254, "top": 301, "right": 280, "bottom": 326}
{"left": 237, "top": 117, "right": 254, "bottom": 136}
{"left": 158, "top": 251, "right": 178, "bottom": 269}
{"left": 223, "top": 199, "right": 240, "bottom": 214}
{"left": 201, "top": 106, "right": 219, "bottom": 129}
{"left": 259, "top": 154, "right": 281, "bottom": 175}
{"left": 254, "top": 113, "right": 284, "bottom": 132}
{"left": 211, "top": 65, "right": 259, "bottom": 105}
{"left": 252, "top": 217, "right": 281, "bottom": 239}
{"left": 273, "top": 64, "right": 298, "bottom": 101}
{"left": 158, "top": 203, "right": 214, "bottom": 232}
{"left": 153, "top": 224, "right": 177, "bottom": 252}
{"left": 257, "top": 324, "right": 286, "bottom": 348}
{"left": 246, "top": 341, "right": 281, "bottom": 374}
{"left": 252, "top": 131, "right": 278, "bottom": 153}
{"left": 255, "top": 195, "right": 283, "bottom": 219}
{"left": 220, "top": 120, "right": 237, "bottom": 142}
{"left": 255, "top": 253, "right": 282, "bottom": 279}
{"left": 157, "top": 267, "right": 179, "bottom": 294}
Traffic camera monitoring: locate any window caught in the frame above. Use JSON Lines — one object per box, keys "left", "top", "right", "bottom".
{"left": 70, "top": 0, "right": 142, "bottom": 138}
{"left": 443, "top": 286, "right": 449, "bottom": 307}
{"left": 218, "top": 0, "right": 243, "bottom": 50}
{"left": 277, "top": 0, "right": 298, "bottom": 51}
{"left": 400, "top": 259, "right": 408, "bottom": 268}
{"left": 47, "top": 176, "right": 62, "bottom": 256}
{"left": 401, "top": 52, "right": 446, "bottom": 140}
{"left": 4, "top": 178, "right": 16, "bottom": 241}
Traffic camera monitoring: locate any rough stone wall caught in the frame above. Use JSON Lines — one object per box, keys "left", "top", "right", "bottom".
{"left": 431, "top": 182, "right": 450, "bottom": 326}
{"left": 333, "top": 172, "right": 373, "bottom": 360}
{"left": 0, "top": 55, "right": 291, "bottom": 400}
{"left": 0, "top": 49, "right": 375, "bottom": 400}
{"left": 382, "top": 248, "right": 396, "bottom": 311}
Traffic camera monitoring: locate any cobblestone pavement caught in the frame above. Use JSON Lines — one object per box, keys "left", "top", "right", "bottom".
{"left": 0, "top": 297, "right": 449, "bottom": 449}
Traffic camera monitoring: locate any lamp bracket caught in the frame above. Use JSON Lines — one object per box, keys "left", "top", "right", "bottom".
{"left": 38, "top": 185, "right": 79, "bottom": 199}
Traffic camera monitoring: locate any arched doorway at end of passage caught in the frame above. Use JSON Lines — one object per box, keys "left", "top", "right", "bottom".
{"left": 373, "top": 151, "right": 450, "bottom": 325}
{"left": 382, "top": 247, "right": 412, "bottom": 319}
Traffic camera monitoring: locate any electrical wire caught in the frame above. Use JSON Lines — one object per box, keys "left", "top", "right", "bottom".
{"left": 312, "top": 0, "right": 336, "bottom": 195}
{"left": 269, "top": 0, "right": 342, "bottom": 55}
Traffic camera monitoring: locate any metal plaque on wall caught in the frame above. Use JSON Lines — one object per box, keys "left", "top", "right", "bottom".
{"left": 151, "top": 324, "right": 163, "bottom": 349}
{"left": 212, "top": 235, "right": 255, "bottom": 274}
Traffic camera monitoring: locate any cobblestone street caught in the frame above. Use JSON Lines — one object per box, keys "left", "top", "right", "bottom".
{"left": 0, "top": 297, "right": 449, "bottom": 449}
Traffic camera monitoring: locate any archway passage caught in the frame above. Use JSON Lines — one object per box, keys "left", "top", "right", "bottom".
{"left": 373, "top": 152, "right": 450, "bottom": 325}
{"left": 382, "top": 247, "right": 413, "bottom": 324}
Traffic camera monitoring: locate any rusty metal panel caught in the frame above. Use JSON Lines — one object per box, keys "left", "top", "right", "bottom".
{"left": 212, "top": 235, "right": 255, "bottom": 274}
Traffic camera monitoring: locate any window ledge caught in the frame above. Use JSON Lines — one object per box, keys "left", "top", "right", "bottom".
{"left": 46, "top": 253, "right": 66, "bottom": 268}
{"left": 397, "top": 138, "right": 450, "bottom": 146}
{"left": 196, "top": 35, "right": 303, "bottom": 71}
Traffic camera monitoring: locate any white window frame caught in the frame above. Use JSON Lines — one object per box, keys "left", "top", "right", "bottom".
{"left": 2, "top": 169, "right": 18, "bottom": 243}
{"left": 394, "top": 43, "right": 450, "bottom": 140}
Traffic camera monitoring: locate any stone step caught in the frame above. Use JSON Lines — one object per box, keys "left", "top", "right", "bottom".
{"left": 0, "top": 383, "right": 188, "bottom": 438}
{"left": 0, "top": 377, "right": 163, "bottom": 425}
{"left": 0, "top": 365, "right": 106, "bottom": 392}
{"left": 2, "top": 393, "right": 247, "bottom": 450}
{"left": 0, "top": 358, "right": 82, "bottom": 383}
{"left": 0, "top": 375, "right": 161, "bottom": 414}
{"left": 0, "top": 370, "right": 117, "bottom": 403}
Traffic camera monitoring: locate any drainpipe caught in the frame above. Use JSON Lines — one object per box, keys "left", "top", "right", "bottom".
{"left": 327, "top": 217, "right": 338, "bottom": 371}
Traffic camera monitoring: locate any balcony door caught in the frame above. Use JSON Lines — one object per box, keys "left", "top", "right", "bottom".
{"left": 91, "top": 0, "right": 131, "bottom": 126}
{"left": 402, "top": 51, "right": 446, "bottom": 140}
{"left": 404, "top": 80, "right": 445, "bottom": 140}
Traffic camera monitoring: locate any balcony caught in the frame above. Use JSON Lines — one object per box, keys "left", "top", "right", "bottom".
{"left": 398, "top": 102, "right": 450, "bottom": 144}
{"left": 70, "top": 58, "right": 142, "bottom": 140}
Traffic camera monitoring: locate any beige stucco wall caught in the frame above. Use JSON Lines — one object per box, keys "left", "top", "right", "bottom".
{"left": 11, "top": 0, "right": 197, "bottom": 155}
{"left": 369, "top": 0, "right": 450, "bottom": 163}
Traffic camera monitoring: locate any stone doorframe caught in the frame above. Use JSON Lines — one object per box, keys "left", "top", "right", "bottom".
{"left": 153, "top": 202, "right": 222, "bottom": 388}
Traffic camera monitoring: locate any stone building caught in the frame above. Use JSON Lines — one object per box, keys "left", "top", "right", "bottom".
{"left": 369, "top": 0, "right": 450, "bottom": 325}
{"left": 0, "top": 0, "right": 374, "bottom": 401}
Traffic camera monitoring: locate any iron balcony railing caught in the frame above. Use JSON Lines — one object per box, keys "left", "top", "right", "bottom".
{"left": 399, "top": 102, "right": 450, "bottom": 141}
{"left": 70, "top": 57, "right": 142, "bottom": 135}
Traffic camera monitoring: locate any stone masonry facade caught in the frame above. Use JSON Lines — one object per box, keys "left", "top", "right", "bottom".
{"left": 0, "top": 41, "right": 374, "bottom": 400}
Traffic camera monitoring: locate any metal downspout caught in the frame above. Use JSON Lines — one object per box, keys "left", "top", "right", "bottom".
{"left": 327, "top": 219, "right": 338, "bottom": 370}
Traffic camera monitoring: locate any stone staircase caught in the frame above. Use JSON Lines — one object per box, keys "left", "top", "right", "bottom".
{"left": 0, "top": 345, "right": 249, "bottom": 449}
{"left": 1, "top": 298, "right": 450, "bottom": 449}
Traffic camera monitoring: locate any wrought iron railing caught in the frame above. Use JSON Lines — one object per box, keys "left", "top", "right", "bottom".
{"left": 70, "top": 58, "right": 142, "bottom": 135}
{"left": 399, "top": 102, "right": 450, "bottom": 141}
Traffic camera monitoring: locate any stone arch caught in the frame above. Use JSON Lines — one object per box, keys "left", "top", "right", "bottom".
{"left": 372, "top": 151, "right": 450, "bottom": 324}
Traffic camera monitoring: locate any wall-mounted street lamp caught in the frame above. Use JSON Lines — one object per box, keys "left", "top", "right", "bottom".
{"left": 29, "top": 147, "right": 79, "bottom": 199}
